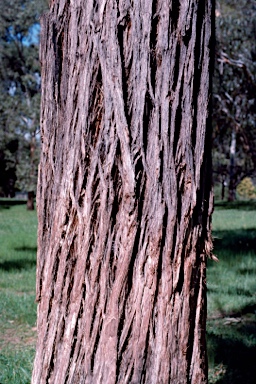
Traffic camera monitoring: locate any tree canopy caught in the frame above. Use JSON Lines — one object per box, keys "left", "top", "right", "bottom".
{"left": 213, "top": 0, "right": 256, "bottom": 199}
{"left": 0, "top": 0, "right": 47, "bottom": 197}
{"left": 0, "top": 0, "right": 255, "bottom": 199}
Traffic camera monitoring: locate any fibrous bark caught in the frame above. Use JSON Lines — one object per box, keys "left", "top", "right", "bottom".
{"left": 33, "top": 0, "right": 214, "bottom": 383}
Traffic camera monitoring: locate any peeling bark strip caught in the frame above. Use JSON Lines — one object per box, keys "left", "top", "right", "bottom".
{"left": 33, "top": 0, "right": 214, "bottom": 383}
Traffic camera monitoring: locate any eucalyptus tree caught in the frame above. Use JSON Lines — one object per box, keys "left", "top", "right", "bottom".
{"left": 212, "top": 0, "right": 256, "bottom": 200}
{"left": 0, "top": 0, "right": 47, "bottom": 204}
{"left": 33, "top": 0, "right": 215, "bottom": 382}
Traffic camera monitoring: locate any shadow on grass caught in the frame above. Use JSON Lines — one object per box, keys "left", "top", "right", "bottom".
{"left": 0, "top": 205, "right": 10, "bottom": 210}
{"left": 208, "top": 331, "right": 256, "bottom": 384}
{"left": 207, "top": 278, "right": 256, "bottom": 382}
{"left": 0, "top": 258, "right": 36, "bottom": 271}
{"left": 208, "top": 302, "right": 256, "bottom": 383}
{"left": 214, "top": 200, "right": 256, "bottom": 211}
{"left": 14, "top": 246, "right": 37, "bottom": 253}
{"left": 0, "top": 199, "right": 26, "bottom": 207}
{"left": 213, "top": 228, "right": 256, "bottom": 254}
{"left": 236, "top": 303, "right": 256, "bottom": 318}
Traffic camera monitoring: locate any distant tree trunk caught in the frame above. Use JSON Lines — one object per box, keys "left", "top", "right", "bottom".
{"left": 221, "top": 174, "right": 226, "bottom": 200}
{"left": 228, "top": 128, "right": 236, "bottom": 202}
{"left": 33, "top": 1, "right": 214, "bottom": 383}
{"left": 27, "top": 127, "right": 36, "bottom": 210}
{"left": 27, "top": 190, "right": 35, "bottom": 210}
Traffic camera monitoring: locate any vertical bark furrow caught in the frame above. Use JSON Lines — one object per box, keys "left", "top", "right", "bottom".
{"left": 33, "top": 1, "right": 213, "bottom": 383}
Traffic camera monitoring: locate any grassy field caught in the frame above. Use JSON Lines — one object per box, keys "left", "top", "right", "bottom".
{"left": 0, "top": 202, "right": 37, "bottom": 384}
{"left": 208, "top": 200, "right": 256, "bottom": 383}
{"left": 0, "top": 200, "right": 255, "bottom": 383}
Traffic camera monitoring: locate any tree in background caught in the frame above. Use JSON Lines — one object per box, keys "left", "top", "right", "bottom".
{"left": 213, "top": 0, "right": 256, "bottom": 200}
{"left": 1, "top": 0, "right": 254, "bottom": 205}
{"left": 33, "top": 0, "right": 214, "bottom": 382}
{"left": 0, "top": 0, "right": 47, "bottom": 207}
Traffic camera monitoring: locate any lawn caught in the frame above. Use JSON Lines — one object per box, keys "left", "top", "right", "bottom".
{"left": 0, "top": 200, "right": 255, "bottom": 383}
{"left": 0, "top": 202, "right": 37, "bottom": 384}
{"left": 207, "top": 200, "right": 256, "bottom": 383}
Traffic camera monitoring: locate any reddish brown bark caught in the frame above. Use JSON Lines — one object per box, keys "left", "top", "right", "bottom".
{"left": 27, "top": 191, "right": 35, "bottom": 210}
{"left": 33, "top": 0, "right": 214, "bottom": 383}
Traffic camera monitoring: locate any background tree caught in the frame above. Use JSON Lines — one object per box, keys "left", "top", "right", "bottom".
{"left": 213, "top": 0, "right": 256, "bottom": 200}
{"left": 33, "top": 0, "right": 214, "bottom": 383}
{"left": 0, "top": 0, "right": 47, "bottom": 206}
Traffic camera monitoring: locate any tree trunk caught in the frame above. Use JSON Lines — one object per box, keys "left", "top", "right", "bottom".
{"left": 221, "top": 174, "right": 226, "bottom": 200}
{"left": 27, "top": 190, "right": 35, "bottom": 210}
{"left": 33, "top": 1, "right": 214, "bottom": 383}
{"left": 27, "top": 124, "right": 36, "bottom": 211}
{"left": 228, "top": 129, "right": 236, "bottom": 202}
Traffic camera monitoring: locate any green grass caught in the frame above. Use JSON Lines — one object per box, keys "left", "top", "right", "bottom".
{"left": 0, "top": 200, "right": 255, "bottom": 383}
{"left": 0, "top": 203, "right": 37, "bottom": 384}
{"left": 0, "top": 348, "right": 35, "bottom": 384}
{"left": 207, "top": 200, "right": 256, "bottom": 384}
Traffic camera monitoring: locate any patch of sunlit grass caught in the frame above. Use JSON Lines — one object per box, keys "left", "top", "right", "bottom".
{"left": 0, "top": 202, "right": 37, "bottom": 384}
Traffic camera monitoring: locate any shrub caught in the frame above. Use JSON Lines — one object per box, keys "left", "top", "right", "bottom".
{"left": 236, "top": 177, "right": 256, "bottom": 199}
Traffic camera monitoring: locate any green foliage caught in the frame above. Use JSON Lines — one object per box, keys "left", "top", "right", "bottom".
{"left": 236, "top": 177, "right": 256, "bottom": 199}
{"left": 0, "top": 0, "right": 47, "bottom": 196}
{"left": 213, "top": 0, "right": 256, "bottom": 195}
